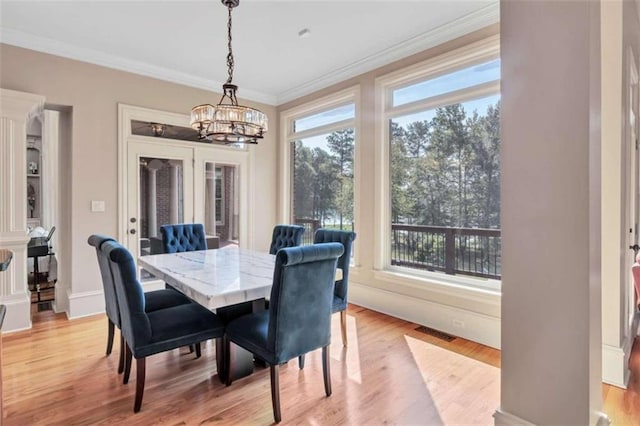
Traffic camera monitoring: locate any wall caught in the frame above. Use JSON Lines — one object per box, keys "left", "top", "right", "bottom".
{"left": 0, "top": 44, "right": 278, "bottom": 320}
{"left": 278, "top": 24, "right": 502, "bottom": 349}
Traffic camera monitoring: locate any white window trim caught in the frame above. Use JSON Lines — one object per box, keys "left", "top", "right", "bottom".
{"left": 374, "top": 35, "right": 501, "bottom": 290}
{"left": 279, "top": 85, "right": 361, "bottom": 263}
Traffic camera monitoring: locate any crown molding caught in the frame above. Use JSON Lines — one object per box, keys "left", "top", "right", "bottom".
{"left": 0, "top": 2, "right": 498, "bottom": 107}
{"left": 275, "top": 2, "right": 500, "bottom": 105}
{"left": 0, "top": 27, "right": 278, "bottom": 105}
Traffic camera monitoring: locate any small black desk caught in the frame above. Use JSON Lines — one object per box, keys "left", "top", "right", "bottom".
{"left": 27, "top": 245, "right": 55, "bottom": 308}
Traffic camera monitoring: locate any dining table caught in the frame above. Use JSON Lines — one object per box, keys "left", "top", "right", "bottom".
{"left": 138, "top": 246, "right": 276, "bottom": 382}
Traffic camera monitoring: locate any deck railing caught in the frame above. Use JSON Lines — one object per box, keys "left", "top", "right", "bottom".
{"left": 391, "top": 224, "right": 501, "bottom": 280}
{"left": 294, "top": 218, "right": 321, "bottom": 245}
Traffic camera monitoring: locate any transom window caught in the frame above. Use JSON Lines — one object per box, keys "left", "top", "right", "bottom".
{"left": 381, "top": 41, "right": 501, "bottom": 285}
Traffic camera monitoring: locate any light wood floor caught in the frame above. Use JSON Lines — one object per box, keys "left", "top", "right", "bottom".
{"left": 0, "top": 305, "right": 633, "bottom": 425}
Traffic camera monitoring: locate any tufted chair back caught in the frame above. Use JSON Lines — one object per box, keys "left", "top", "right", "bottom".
{"left": 313, "top": 229, "right": 357, "bottom": 312}
{"left": 266, "top": 243, "right": 344, "bottom": 364}
{"left": 160, "top": 223, "right": 207, "bottom": 254}
{"left": 88, "top": 234, "right": 120, "bottom": 327}
{"left": 269, "top": 225, "right": 305, "bottom": 255}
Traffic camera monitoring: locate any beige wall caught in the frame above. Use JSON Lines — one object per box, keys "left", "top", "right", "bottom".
{"left": 0, "top": 44, "right": 278, "bottom": 314}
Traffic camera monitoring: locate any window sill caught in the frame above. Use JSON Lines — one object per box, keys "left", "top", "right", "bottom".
{"left": 368, "top": 268, "right": 501, "bottom": 307}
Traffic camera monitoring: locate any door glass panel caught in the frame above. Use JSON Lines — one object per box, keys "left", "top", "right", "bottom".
{"left": 139, "top": 157, "right": 184, "bottom": 278}
{"left": 204, "top": 162, "right": 239, "bottom": 248}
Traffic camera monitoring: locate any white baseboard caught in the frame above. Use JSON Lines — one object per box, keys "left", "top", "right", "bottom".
{"left": 350, "top": 281, "right": 501, "bottom": 349}
{"left": 0, "top": 294, "right": 32, "bottom": 332}
{"left": 67, "top": 290, "right": 104, "bottom": 319}
{"left": 493, "top": 408, "right": 536, "bottom": 426}
{"left": 66, "top": 281, "right": 165, "bottom": 320}
{"left": 602, "top": 342, "right": 630, "bottom": 388}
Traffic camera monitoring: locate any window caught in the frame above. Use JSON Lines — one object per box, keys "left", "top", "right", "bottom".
{"left": 215, "top": 167, "right": 224, "bottom": 224}
{"left": 381, "top": 43, "right": 501, "bottom": 284}
{"left": 281, "top": 89, "right": 358, "bottom": 246}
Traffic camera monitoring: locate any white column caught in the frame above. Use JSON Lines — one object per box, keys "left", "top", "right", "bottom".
{"left": 497, "top": 1, "right": 604, "bottom": 425}
{"left": 168, "top": 160, "right": 181, "bottom": 224}
{"left": 146, "top": 159, "right": 163, "bottom": 238}
{"left": 0, "top": 88, "right": 45, "bottom": 332}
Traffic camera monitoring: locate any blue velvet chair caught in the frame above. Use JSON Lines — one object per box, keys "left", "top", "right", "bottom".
{"left": 88, "top": 234, "right": 194, "bottom": 374}
{"left": 160, "top": 223, "right": 207, "bottom": 253}
{"left": 103, "top": 240, "right": 225, "bottom": 413}
{"left": 268, "top": 224, "right": 305, "bottom": 255}
{"left": 224, "top": 243, "right": 344, "bottom": 423}
{"left": 314, "top": 228, "right": 357, "bottom": 347}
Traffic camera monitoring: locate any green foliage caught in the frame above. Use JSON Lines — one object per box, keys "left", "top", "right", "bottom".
{"left": 293, "top": 129, "right": 355, "bottom": 227}
{"left": 292, "top": 100, "right": 501, "bottom": 235}
{"left": 391, "top": 101, "right": 501, "bottom": 229}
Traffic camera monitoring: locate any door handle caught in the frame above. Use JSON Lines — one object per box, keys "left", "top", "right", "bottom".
{"left": 129, "top": 229, "right": 136, "bottom": 235}
{"left": 630, "top": 244, "right": 640, "bottom": 252}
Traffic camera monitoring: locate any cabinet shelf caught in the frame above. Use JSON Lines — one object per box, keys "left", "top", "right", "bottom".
{"left": 27, "top": 174, "right": 40, "bottom": 178}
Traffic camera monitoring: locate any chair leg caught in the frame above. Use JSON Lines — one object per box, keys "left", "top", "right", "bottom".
{"left": 189, "top": 345, "right": 194, "bottom": 353}
{"left": 106, "top": 319, "right": 115, "bottom": 356}
{"left": 298, "top": 355, "right": 305, "bottom": 370}
{"left": 123, "top": 342, "right": 133, "bottom": 384}
{"left": 134, "top": 357, "right": 146, "bottom": 413}
{"left": 117, "top": 333, "right": 125, "bottom": 374}
{"left": 195, "top": 342, "right": 202, "bottom": 358}
{"left": 340, "top": 310, "right": 348, "bottom": 347}
{"left": 322, "top": 345, "right": 332, "bottom": 397}
{"left": 270, "top": 364, "right": 281, "bottom": 423}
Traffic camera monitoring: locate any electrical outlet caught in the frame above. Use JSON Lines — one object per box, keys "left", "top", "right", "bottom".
{"left": 452, "top": 319, "right": 465, "bottom": 328}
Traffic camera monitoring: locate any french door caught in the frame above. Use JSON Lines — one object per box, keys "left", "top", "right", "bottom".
{"left": 126, "top": 140, "right": 194, "bottom": 278}
{"left": 119, "top": 104, "right": 255, "bottom": 285}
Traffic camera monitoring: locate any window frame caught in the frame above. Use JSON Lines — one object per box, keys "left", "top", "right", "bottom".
{"left": 374, "top": 35, "right": 501, "bottom": 289}
{"left": 279, "top": 86, "right": 361, "bottom": 262}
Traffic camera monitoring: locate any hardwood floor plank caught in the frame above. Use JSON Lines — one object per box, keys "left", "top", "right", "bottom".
{"left": 2, "top": 306, "right": 503, "bottom": 424}
{"left": 3, "top": 304, "right": 630, "bottom": 424}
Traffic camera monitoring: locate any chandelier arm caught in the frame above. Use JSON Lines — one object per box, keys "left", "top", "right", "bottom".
{"left": 226, "top": 4, "right": 234, "bottom": 84}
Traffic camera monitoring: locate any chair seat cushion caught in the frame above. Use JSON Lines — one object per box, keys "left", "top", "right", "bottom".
{"left": 133, "top": 303, "right": 224, "bottom": 358}
{"left": 144, "top": 288, "right": 192, "bottom": 312}
{"left": 225, "top": 310, "right": 275, "bottom": 364}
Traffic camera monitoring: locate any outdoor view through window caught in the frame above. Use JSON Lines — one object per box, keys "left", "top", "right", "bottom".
{"left": 291, "top": 104, "right": 355, "bottom": 245}
{"left": 289, "top": 56, "right": 501, "bottom": 281}
{"left": 389, "top": 59, "right": 501, "bottom": 280}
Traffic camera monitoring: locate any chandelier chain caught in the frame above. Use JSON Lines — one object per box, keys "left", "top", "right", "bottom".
{"left": 226, "top": 5, "right": 234, "bottom": 84}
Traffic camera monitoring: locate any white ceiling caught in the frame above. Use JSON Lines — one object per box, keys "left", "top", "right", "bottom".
{"left": 0, "top": 1, "right": 498, "bottom": 105}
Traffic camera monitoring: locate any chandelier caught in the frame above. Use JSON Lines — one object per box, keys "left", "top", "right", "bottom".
{"left": 190, "top": 0, "right": 268, "bottom": 144}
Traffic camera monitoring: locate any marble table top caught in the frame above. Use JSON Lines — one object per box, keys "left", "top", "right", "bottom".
{"left": 138, "top": 247, "right": 275, "bottom": 310}
{"left": 0, "top": 249, "right": 13, "bottom": 272}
